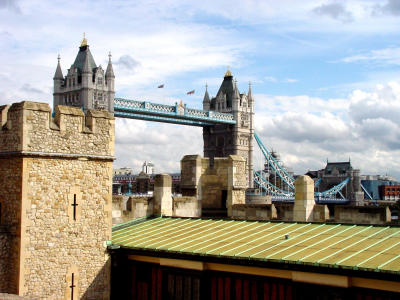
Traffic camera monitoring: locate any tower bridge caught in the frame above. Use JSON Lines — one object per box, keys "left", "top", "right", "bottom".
{"left": 113, "top": 98, "right": 236, "bottom": 126}
{"left": 53, "top": 38, "right": 255, "bottom": 187}
{"left": 53, "top": 37, "right": 356, "bottom": 201}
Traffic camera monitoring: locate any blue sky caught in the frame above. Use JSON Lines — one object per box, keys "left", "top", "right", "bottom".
{"left": 1, "top": 0, "right": 400, "bottom": 178}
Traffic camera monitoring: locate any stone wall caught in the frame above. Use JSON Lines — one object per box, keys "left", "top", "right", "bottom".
{"left": 181, "top": 154, "right": 246, "bottom": 216}
{"left": 313, "top": 205, "right": 330, "bottom": 222}
{"left": 112, "top": 195, "right": 126, "bottom": 224}
{"left": 334, "top": 206, "right": 391, "bottom": 224}
{"left": 231, "top": 204, "right": 277, "bottom": 220}
{"left": 112, "top": 195, "right": 201, "bottom": 224}
{"left": 0, "top": 229, "right": 12, "bottom": 292}
{"left": 0, "top": 157, "right": 23, "bottom": 294}
{"left": 112, "top": 195, "right": 153, "bottom": 224}
{"left": 154, "top": 174, "right": 172, "bottom": 216}
{"left": 274, "top": 203, "right": 293, "bottom": 221}
{"left": 125, "top": 197, "right": 153, "bottom": 220}
{"left": 246, "top": 194, "right": 272, "bottom": 204}
{"left": 0, "top": 102, "right": 114, "bottom": 299}
{"left": 173, "top": 196, "right": 201, "bottom": 217}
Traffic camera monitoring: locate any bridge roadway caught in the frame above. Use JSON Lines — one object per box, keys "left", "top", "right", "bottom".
{"left": 114, "top": 98, "right": 236, "bottom": 126}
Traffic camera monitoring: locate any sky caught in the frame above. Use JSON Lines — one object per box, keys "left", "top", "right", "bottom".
{"left": 1, "top": 0, "right": 400, "bottom": 179}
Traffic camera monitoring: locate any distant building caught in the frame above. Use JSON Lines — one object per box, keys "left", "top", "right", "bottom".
{"left": 307, "top": 160, "right": 364, "bottom": 204}
{"left": 380, "top": 185, "right": 400, "bottom": 202}
{"left": 113, "top": 167, "right": 133, "bottom": 176}
{"left": 142, "top": 161, "right": 154, "bottom": 175}
{"left": 361, "top": 176, "right": 400, "bottom": 202}
{"left": 53, "top": 36, "right": 115, "bottom": 112}
{"left": 113, "top": 163, "right": 181, "bottom": 195}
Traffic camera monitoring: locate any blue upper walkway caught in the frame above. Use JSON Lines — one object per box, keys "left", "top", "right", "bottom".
{"left": 114, "top": 98, "right": 236, "bottom": 127}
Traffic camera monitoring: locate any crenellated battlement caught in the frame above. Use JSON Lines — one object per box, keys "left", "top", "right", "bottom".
{"left": 0, "top": 101, "right": 114, "bottom": 158}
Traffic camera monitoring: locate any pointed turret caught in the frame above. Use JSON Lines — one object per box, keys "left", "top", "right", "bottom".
{"left": 105, "top": 51, "right": 115, "bottom": 113}
{"left": 203, "top": 83, "right": 210, "bottom": 111}
{"left": 248, "top": 81, "right": 254, "bottom": 102}
{"left": 53, "top": 54, "right": 64, "bottom": 80}
{"left": 82, "top": 48, "right": 92, "bottom": 74}
{"left": 106, "top": 51, "right": 115, "bottom": 78}
{"left": 53, "top": 54, "right": 64, "bottom": 108}
{"left": 233, "top": 79, "right": 240, "bottom": 100}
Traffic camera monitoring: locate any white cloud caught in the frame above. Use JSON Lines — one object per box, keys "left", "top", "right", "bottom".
{"left": 263, "top": 77, "right": 298, "bottom": 84}
{"left": 265, "top": 76, "right": 277, "bottom": 82}
{"left": 312, "top": 2, "right": 354, "bottom": 23}
{"left": 373, "top": 0, "right": 400, "bottom": 16}
{"left": 114, "top": 118, "right": 203, "bottom": 173}
{"left": 254, "top": 82, "right": 400, "bottom": 179}
{"left": 341, "top": 47, "right": 400, "bottom": 65}
{"left": 0, "top": 0, "right": 21, "bottom": 13}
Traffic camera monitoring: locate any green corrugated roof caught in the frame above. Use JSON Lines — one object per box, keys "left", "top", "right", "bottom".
{"left": 112, "top": 217, "right": 400, "bottom": 274}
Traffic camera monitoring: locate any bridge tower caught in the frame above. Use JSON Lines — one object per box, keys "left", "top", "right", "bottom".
{"left": 203, "top": 69, "right": 254, "bottom": 187}
{"left": 53, "top": 35, "right": 115, "bottom": 112}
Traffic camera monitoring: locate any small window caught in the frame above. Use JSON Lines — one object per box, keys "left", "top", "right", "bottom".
{"left": 68, "top": 189, "right": 81, "bottom": 223}
{"left": 98, "top": 77, "right": 103, "bottom": 85}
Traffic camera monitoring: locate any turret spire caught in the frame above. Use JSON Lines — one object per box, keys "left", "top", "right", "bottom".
{"left": 106, "top": 51, "right": 115, "bottom": 78}
{"left": 233, "top": 79, "right": 240, "bottom": 99}
{"left": 82, "top": 47, "right": 92, "bottom": 74}
{"left": 53, "top": 54, "right": 64, "bottom": 80}
{"left": 248, "top": 81, "right": 254, "bottom": 102}
{"left": 224, "top": 66, "right": 233, "bottom": 78}
{"left": 81, "top": 32, "right": 88, "bottom": 47}
{"left": 202, "top": 83, "right": 210, "bottom": 111}
{"left": 203, "top": 83, "right": 210, "bottom": 102}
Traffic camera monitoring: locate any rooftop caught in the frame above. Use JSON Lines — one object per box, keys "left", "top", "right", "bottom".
{"left": 112, "top": 217, "right": 400, "bottom": 275}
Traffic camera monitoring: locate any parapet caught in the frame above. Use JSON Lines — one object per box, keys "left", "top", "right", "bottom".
{"left": 0, "top": 101, "right": 114, "bottom": 158}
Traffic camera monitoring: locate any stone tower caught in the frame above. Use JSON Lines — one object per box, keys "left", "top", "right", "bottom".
{"left": 203, "top": 69, "right": 255, "bottom": 187}
{"left": 0, "top": 102, "right": 114, "bottom": 299}
{"left": 53, "top": 35, "right": 115, "bottom": 113}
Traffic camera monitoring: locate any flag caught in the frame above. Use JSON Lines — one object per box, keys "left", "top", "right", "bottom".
{"left": 158, "top": 84, "right": 164, "bottom": 88}
{"left": 187, "top": 90, "right": 195, "bottom": 95}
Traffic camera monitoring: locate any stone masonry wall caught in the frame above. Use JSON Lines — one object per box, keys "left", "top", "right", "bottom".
{"left": 0, "top": 102, "right": 113, "bottom": 156}
{"left": 125, "top": 197, "right": 153, "bottom": 220}
{"left": 181, "top": 155, "right": 246, "bottom": 215}
{"left": 0, "top": 157, "right": 23, "bottom": 294}
{"left": 199, "top": 156, "right": 246, "bottom": 210}
{"left": 334, "top": 206, "right": 391, "bottom": 224}
{"left": 0, "top": 230, "right": 12, "bottom": 292}
{"left": 231, "top": 204, "right": 277, "bottom": 220}
{"left": 200, "top": 157, "right": 230, "bottom": 209}
{"left": 23, "top": 158, "right": 112, "bottom": 299}
{"left": 0, "top": 102, "right": 114, "bottom": 299}
{"left": 173, "top": 196, "right": 201, "bottom": 217}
